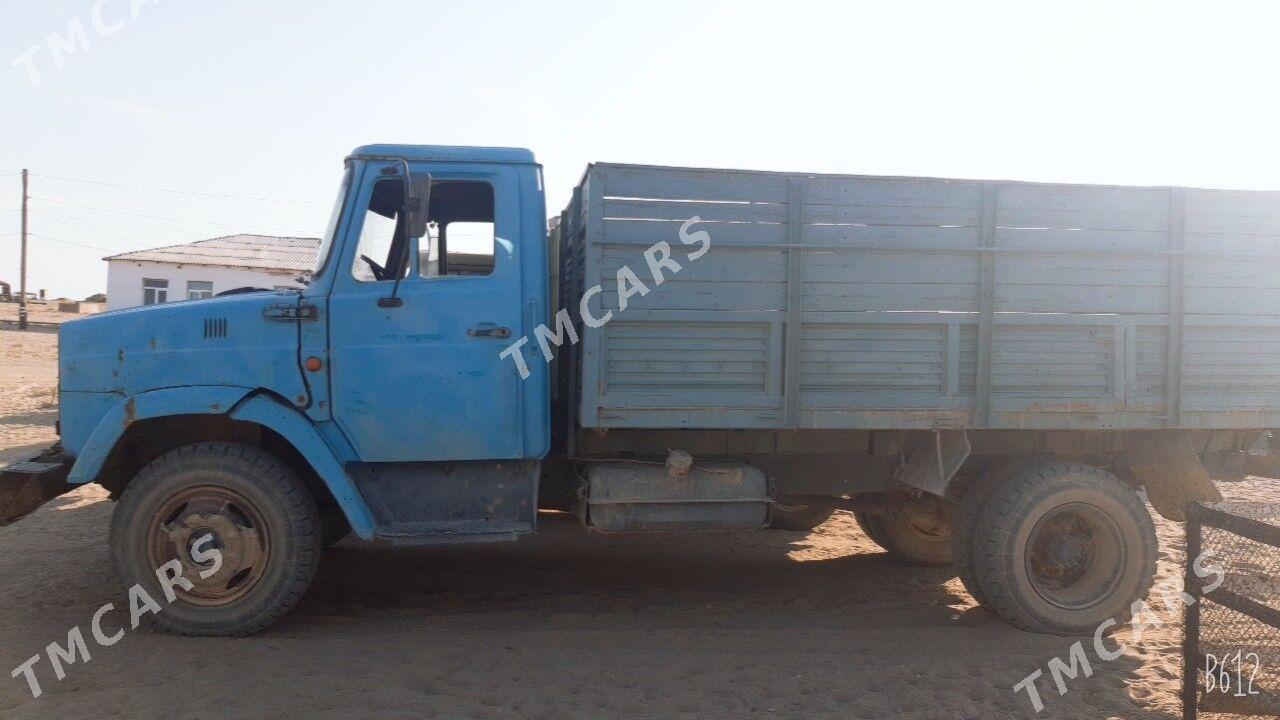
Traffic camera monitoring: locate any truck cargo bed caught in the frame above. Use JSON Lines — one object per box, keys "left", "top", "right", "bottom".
{"left": 554, "top": 163, "right": 1280, "bottom": 431}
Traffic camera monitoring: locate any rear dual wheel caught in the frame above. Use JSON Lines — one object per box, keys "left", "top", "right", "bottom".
{"left": 961, "top": 461, "right": 1157, "bottom": 635}
{"left": 109, "top": 443, "right": 321, "bottom": 636}
{"left": 768, "top": 501, "right": 836, "bottom": 531}
{"left": 855, "top": 494, "right": 953, "bottom": 566}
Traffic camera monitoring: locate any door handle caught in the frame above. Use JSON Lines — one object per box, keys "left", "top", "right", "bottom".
{"left": 467, "top": 325, "right": 511, "bottom": 339}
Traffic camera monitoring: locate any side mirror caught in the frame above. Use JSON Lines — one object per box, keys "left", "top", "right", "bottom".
{"left": 406, "top": 174, "right": 432, "bottom": 239}
{"left": 379, "top": 171, "right": 432, "bottom": 310}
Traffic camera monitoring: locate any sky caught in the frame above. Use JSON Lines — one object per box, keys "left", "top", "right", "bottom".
{"left": 2, "top": 0, "right": 1280, "bottom": 300}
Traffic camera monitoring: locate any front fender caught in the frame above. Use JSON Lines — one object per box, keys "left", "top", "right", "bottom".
{"left": 67, "top": 387, "right": 377, "bottom": 540}
{"left": 68, "top": 386, "right": 254, "bottom": 484}
{"left": 229, "top": 395, "right": 376, "bottom": 539}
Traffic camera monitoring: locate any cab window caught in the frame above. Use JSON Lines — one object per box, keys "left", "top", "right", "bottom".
{"left": 419, "top": 180, "right": 495, "bottom": 278}
{"left": 351, "top": 179, "right": 410, "bottom": 282}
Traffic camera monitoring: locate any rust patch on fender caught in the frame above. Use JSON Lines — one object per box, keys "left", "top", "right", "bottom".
{"left": 123, "top": 397, "right": 137, "bottom": 427}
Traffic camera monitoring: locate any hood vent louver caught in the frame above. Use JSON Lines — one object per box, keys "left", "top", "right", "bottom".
{"left": 202, "top": 318, "right": 228, "bottom": 339}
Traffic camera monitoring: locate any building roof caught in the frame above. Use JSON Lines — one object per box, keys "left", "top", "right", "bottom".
{"left": 105, "top": 235, "right": 320, "bottom": 273}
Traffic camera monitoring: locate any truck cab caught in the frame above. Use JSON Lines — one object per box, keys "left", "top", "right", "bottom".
{"left": 1, "top": 146, "right": 557, "bottom": 634}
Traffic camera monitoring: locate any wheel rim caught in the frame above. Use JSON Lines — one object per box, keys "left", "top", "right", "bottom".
{"left": 1025, "top": 502, "right": 1124, "bottom": 611}
{"left": 145, "top": 485, "right": 271, "bottom": 606}
{"left": 902, "top": 496, "right": 948, "bottom": 544}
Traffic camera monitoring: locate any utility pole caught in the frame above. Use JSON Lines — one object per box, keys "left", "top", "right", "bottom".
{"left": 18, "top": 169, "right": 28, "bottom": 330}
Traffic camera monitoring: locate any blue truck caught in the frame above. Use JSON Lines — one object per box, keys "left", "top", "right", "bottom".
{"left": 2, "top": 144, "right": 1274, "bottom": 636}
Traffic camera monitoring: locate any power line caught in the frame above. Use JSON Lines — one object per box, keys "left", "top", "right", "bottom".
{"left": 28, "top": 232, "right": 115, "bottom": 252}
{"left": 30, "top": 210, "right": 156, "bottom": 247}
{"left": 29, "top": 196, "right": 320, "bottom": 236}
{"left": 28, "top": 207, "right": 221, "bottom": 237}
{"left": 35, "top": 173, "right": 328, "bottom": 205}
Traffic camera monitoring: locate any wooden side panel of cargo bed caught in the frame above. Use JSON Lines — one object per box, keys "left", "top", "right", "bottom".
{"left": 568, "top": 163, "right": 1280, "bottom": 431}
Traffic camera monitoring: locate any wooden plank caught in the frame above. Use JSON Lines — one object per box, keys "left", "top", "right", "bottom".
{"left": 997, "top": 207, "right": 1170, "bottom": 232}
{"left": 803, "top": 251, "right": 981, "bottom": 284}
{"left": 1185, "top": 286, "right": 1280, "bottom": 315}
{"left": 1183, "top": 232, "right": 1280, "bottom": 254}
{"left": 603, "top": 198, "right": 788, "bottom": 223}
{"left": 995, "top": 254, "right": 1167, "bottom": 287}
{"left": 803, "top": 203, "right": 981, "bottom": 226}
{"left": 995, "top": 227, "right": 1167, "bottom": 251}
{"left": 580, "top": 168, "right": 606, "bottom": 427}
{"left": 600, "top": 247, "right": 788, "bottom": 284}
{"left": 805, "top": 223, "right": 979, "bottom": 248}
{"left": 804, "top": 283, "right": 979, "bottom": 312}
{"left": 996, "top": 283, "right": 1167, "bottom": 314}
{"left": 596, "top": 280, "right": 788, "bottom": 311}
{"left": 1185, "top": 212, "right": 1280, "bottom": 235}
{"left": 1186, "top": 257, "right": 1280, "bottom": 287}
{"left": 977, "top": 184, "right": 997, "bottom": 426}
{"left": 784, "top": 178, "right": 804, "bottom": 428}
{"left": 998, "top": 184, "right": 1170, "bottom": 214}
{"left": 602, "top": 217, "right": 787, "bottom": 246}
{"left": 802, "top": 176, "right": 982, "bottom": 208}
{"left": 601, "top": 165, "right": 790, "bottom": 203}
{"left": 945, "top": 323, "right": 960, "bottom": 397}
{"left": 1167, "top": 189, "right": 1185, "bottom": 426}
{"left": 1185, "top": 188, "right": 1280, "bottom": 218}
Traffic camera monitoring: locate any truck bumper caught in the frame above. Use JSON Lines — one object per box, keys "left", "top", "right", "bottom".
{"left": 0, "top": 448, "right": 74, "bottom": 527}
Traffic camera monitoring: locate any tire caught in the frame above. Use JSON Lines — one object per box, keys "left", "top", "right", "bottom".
{"left": 109, "top": 442, "right": 321, "bottom": 636}
{"left": 972, "top": 462, "right": 1157, "bottom": 635}
{"left": 769, "top": 502, "right": 835, "bottom": 531}
{"left": 854, "top": 495, "right": 953, "bottom": 566}
{"left": 951, "top": 457, "right": 1046, "bottom": 607}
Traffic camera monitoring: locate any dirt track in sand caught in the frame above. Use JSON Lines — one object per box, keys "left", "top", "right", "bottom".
{"left": 0, "top": 328, "right": 1273, "bottom": 719}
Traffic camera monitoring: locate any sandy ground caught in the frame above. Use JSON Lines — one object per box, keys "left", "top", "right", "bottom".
{"left": 0, "top": 327, "right": 1275, "bottom": 719}
{"left": 0, "top": 299, "right": 92, "bottom": 327}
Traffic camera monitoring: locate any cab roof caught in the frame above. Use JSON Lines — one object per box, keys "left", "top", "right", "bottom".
{"left": 349, "top": 144, "right": 536, "bottom": 165}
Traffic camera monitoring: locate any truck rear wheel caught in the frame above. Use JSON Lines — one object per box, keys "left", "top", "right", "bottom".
{"left": 952, "top": 457, "right": 1046, "bottom": 606}
{"left": 972, "top": 462, "right": 1157, "bottom": 635}
{"left": 854, "top": 494, "right": 953, "bottom": 566}
{"left": 768, "top": 501, "right": 835, "bottom": 531}
{"left": 109, "top": 442, "right": 321, "bottom": 636}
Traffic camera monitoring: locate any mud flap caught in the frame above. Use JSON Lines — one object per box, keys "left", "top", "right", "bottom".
{"left": 1123, "top": 432, "right": 1222, "bottom": 521}
{"left": 0, "top": 452, "right": 74, "bottom": 526}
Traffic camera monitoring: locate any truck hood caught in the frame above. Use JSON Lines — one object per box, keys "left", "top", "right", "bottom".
{"left": 59, "top": 291, "right": 309, "bottom": 404}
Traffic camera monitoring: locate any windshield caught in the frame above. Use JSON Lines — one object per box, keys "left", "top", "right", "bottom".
{"left": 312, "top": 163, "right": 354, "bottom": 277}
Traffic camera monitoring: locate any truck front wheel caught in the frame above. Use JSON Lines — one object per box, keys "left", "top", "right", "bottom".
{"left": 109, "top": 442, "right": 321, "bottom": 636}
{"left": 972, "top": 462, "right": 1157, "bottom": 635}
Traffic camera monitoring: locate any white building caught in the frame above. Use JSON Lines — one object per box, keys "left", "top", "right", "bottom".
{"left": 104, "top": 235, "right": 319, "bottom": 311}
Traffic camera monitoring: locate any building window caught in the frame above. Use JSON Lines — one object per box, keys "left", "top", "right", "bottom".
{"left": 142, "top": 278, "right": 168, "bottom": 305}
{"left": 187, "top": 280, "right": 214, "bottom": 300}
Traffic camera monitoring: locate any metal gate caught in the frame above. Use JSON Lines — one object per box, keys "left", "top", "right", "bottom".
{"left": 1184, "top": 502, "right": 1280, "bottom": 719}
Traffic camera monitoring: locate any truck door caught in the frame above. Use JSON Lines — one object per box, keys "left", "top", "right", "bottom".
{"left": 328, "top": 163, "right": 527, "bottom": 462}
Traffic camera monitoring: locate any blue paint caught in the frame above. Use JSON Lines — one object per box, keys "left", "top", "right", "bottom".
{"left": 229, "top": 395, "right": 378, "bottom": 539}
{"left": 66, "top": 385, "right": 255, "bottom": 483}
{"left": 55, "top": 145, "right": 551, "bottom": 537}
